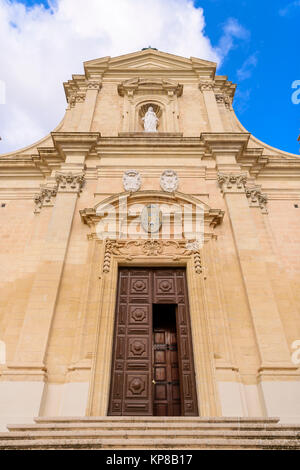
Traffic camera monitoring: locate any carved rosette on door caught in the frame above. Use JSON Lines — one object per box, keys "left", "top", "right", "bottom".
{"left": 108, "top": 268, "right": 198, "bottom": 416}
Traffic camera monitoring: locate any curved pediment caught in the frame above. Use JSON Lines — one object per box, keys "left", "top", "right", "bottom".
{"left": 80, "top": 190, "right": 224, "bottom": 230}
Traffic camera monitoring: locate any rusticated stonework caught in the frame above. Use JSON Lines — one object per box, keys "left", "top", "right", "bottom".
{"left": 55, "top": 171, "right": 85, "bottom": 193}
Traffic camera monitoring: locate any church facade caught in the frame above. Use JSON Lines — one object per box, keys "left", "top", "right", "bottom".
{"left": 0, "top": 49, "right": 300, "bottom": 431}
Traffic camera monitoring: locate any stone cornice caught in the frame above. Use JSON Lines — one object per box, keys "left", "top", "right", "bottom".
{"left": 51, "top": 132, "right": 101, "bottom": 159}
{"left": 64, "top": 78, "right": 102, "bottom": 107}
{"left": 200, "top": 132, "right": 251, "bottom": 160}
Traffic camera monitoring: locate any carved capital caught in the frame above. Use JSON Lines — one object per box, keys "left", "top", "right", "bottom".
{"left": 218, "top": 173, "right": 248, "bottom": 194}
{"left": 199, "top": 81, "right": 215, "bottom": 92}
{"left": 34, "top": 187, "right": 57, "bottom": 213}
{"left": 55, "top": 171, "right": 85, "bottom": 194}
{"left": 215, "top": 93, "right": 232, "bottom": 109}
{"left": 246, "top": 187, "right": 268, "bottom": 214}
{"left": 67, "top": 91, "right": 86, "bottom": 108}
{"left": 87, "top": 80, "right": 102, "bottom": 91}
{"left": 67, "top": 92, "right": 77, "bottom": 108}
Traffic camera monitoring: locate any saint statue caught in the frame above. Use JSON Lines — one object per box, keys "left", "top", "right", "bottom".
{"left": 142, "top": 106, "right": 159, "bottom": 132}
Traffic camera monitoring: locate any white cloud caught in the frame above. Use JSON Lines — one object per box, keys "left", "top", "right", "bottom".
{"left": 0, "top": 0, "right": 249, "bottom": 154}
{"left": 215, "top": 17, "right": 250, "bottom": 61}
{"left": 237, "top": 53, "right": 258, "bottom": 81}
{"left": 279, "top": 1, "right": 300, "bottom": 17}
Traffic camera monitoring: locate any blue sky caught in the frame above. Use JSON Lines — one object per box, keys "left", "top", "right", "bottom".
{"left": 195, "top": 0, "right": 300, "bottom": 154}
{"left": 0, "top": 0, "right": 299, "bottom": 154}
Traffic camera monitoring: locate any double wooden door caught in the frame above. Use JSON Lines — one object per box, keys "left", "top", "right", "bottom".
{"left": 108, "top": 268, "right": 198, "bottom": 416}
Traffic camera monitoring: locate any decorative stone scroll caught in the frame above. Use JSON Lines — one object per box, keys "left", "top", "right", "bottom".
{"left": 102, "top": 238, "right": 202, "bottom": 274}
{"left": 218, "top": 173, "right": 248, "bottom": 194}
{"left": 55, "top": 171, "right": 85, "bottom": 194}
{"left": 160, "top": 170, "right": 179, "bottom": 193}
{"left": 123, "top": 170, "right": 141, "bottom": 192}
{"left": 246, "top": 187, "right": 268, "bottom": 214}
{"left": 34, "top": 187, "right": 58, "bottom": 213}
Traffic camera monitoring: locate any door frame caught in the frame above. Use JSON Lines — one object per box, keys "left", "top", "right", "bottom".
{"left": 86, "top": 244, "right": 221, "bottom": 417}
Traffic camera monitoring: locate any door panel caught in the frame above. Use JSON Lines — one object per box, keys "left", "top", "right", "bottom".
{"left": 108, "top": 268, "right": 198, "bottom": 416}
{"left": 109, "top": 269, "right": 153, "bottom": 416}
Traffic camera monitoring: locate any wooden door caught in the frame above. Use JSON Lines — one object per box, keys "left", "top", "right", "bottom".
{"left": 153, "top": 305, "right": 181, "bottom": 416}
{"left": 108, "top": 268, "right": 198, "bottom": 416}
{"left": 108, "top": 269, "right": 153, "bottom": 416}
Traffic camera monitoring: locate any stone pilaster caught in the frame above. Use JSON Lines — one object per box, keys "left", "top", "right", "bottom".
{"left": 3, "top": 133, "right": 100, "bottom": 382}
{"left": 78, "top": 80, "right": 102, "bottom": 132}
{"left": 217, "top": 172, "right": 297, "bottom": 376}
{"left": 199, "top": 82, "right": 224, "bottom": 132}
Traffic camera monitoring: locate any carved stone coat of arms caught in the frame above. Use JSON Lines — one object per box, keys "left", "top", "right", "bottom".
{"left": 123, "top": 170, "right": 141, "bottom": 192}
{"left": 160, "top": 170, "right": 179, "bottom": 193}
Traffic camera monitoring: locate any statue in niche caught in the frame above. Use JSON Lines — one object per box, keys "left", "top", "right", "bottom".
{"left": 142, "top": 106, "right": 159, "bottom": 132}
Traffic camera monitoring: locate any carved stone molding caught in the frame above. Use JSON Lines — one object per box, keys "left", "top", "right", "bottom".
{"left": 34, "top": 187, "right": 58, "bottom": 213}
{"left": 55, "top": 171, "right": 85, "bottom": 193}
{"left": 102, "top": 238, "right": 202, "bottom": 274}
{"left": 246, "top": 187, "right": 268, "bottom": 214}
{"left": 118, "top": 78, "right": 183, "bottom": 98}
{"left": 218, "top": 173, "right": 248, "bottom": 194}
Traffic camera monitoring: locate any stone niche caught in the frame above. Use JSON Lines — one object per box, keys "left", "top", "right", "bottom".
{"left": 118, "top": 77, "right": 183, "bottom": 133}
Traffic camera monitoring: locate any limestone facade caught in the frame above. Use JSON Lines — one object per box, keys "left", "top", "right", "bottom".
{"left": 0, "top": 49, "right": 300, "bottom": 430}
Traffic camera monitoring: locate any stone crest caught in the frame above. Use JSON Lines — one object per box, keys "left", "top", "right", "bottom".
{"left": 160, "top": 170, "right": 179, "bottom": 193}
{"left": 123, "top": 170, "right": 141, "bottom": 192}
{"left": 140, "top": 204, "right": 162, "bottom": 233}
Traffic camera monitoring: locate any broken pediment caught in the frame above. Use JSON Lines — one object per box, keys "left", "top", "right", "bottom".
{"left": 118, "top": 77, "right": 183, "bottom": 97}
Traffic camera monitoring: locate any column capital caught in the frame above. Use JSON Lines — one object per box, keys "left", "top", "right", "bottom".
{"left": 199, "top": 80, "right": 215, "bottom": 92}
{"left": 246, "top": 186, "right": 268, "bottom": 214}
{"left": 55, "top": 171, "right": 85, "bottom": 194}
{"left": 218, "top": 172, "right": 248, "bottom": 194}
{"left": 34, "top": 186, "right": 58, "bottom": 213}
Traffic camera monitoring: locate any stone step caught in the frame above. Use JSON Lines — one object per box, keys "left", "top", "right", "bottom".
{"left": 0, "top": 437, "right": 300, "bottom": 450}
{"left": 34, "top": 416, "right": 280, "bottom": 424}
{"left": 1, "top": 429, "right": 300, "bottom": 440}
{"left": 8, "top": 422, "right": 300, "bottom": 432}
{"left": 1, "top": 417, "right": 299, "bottom": 450}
